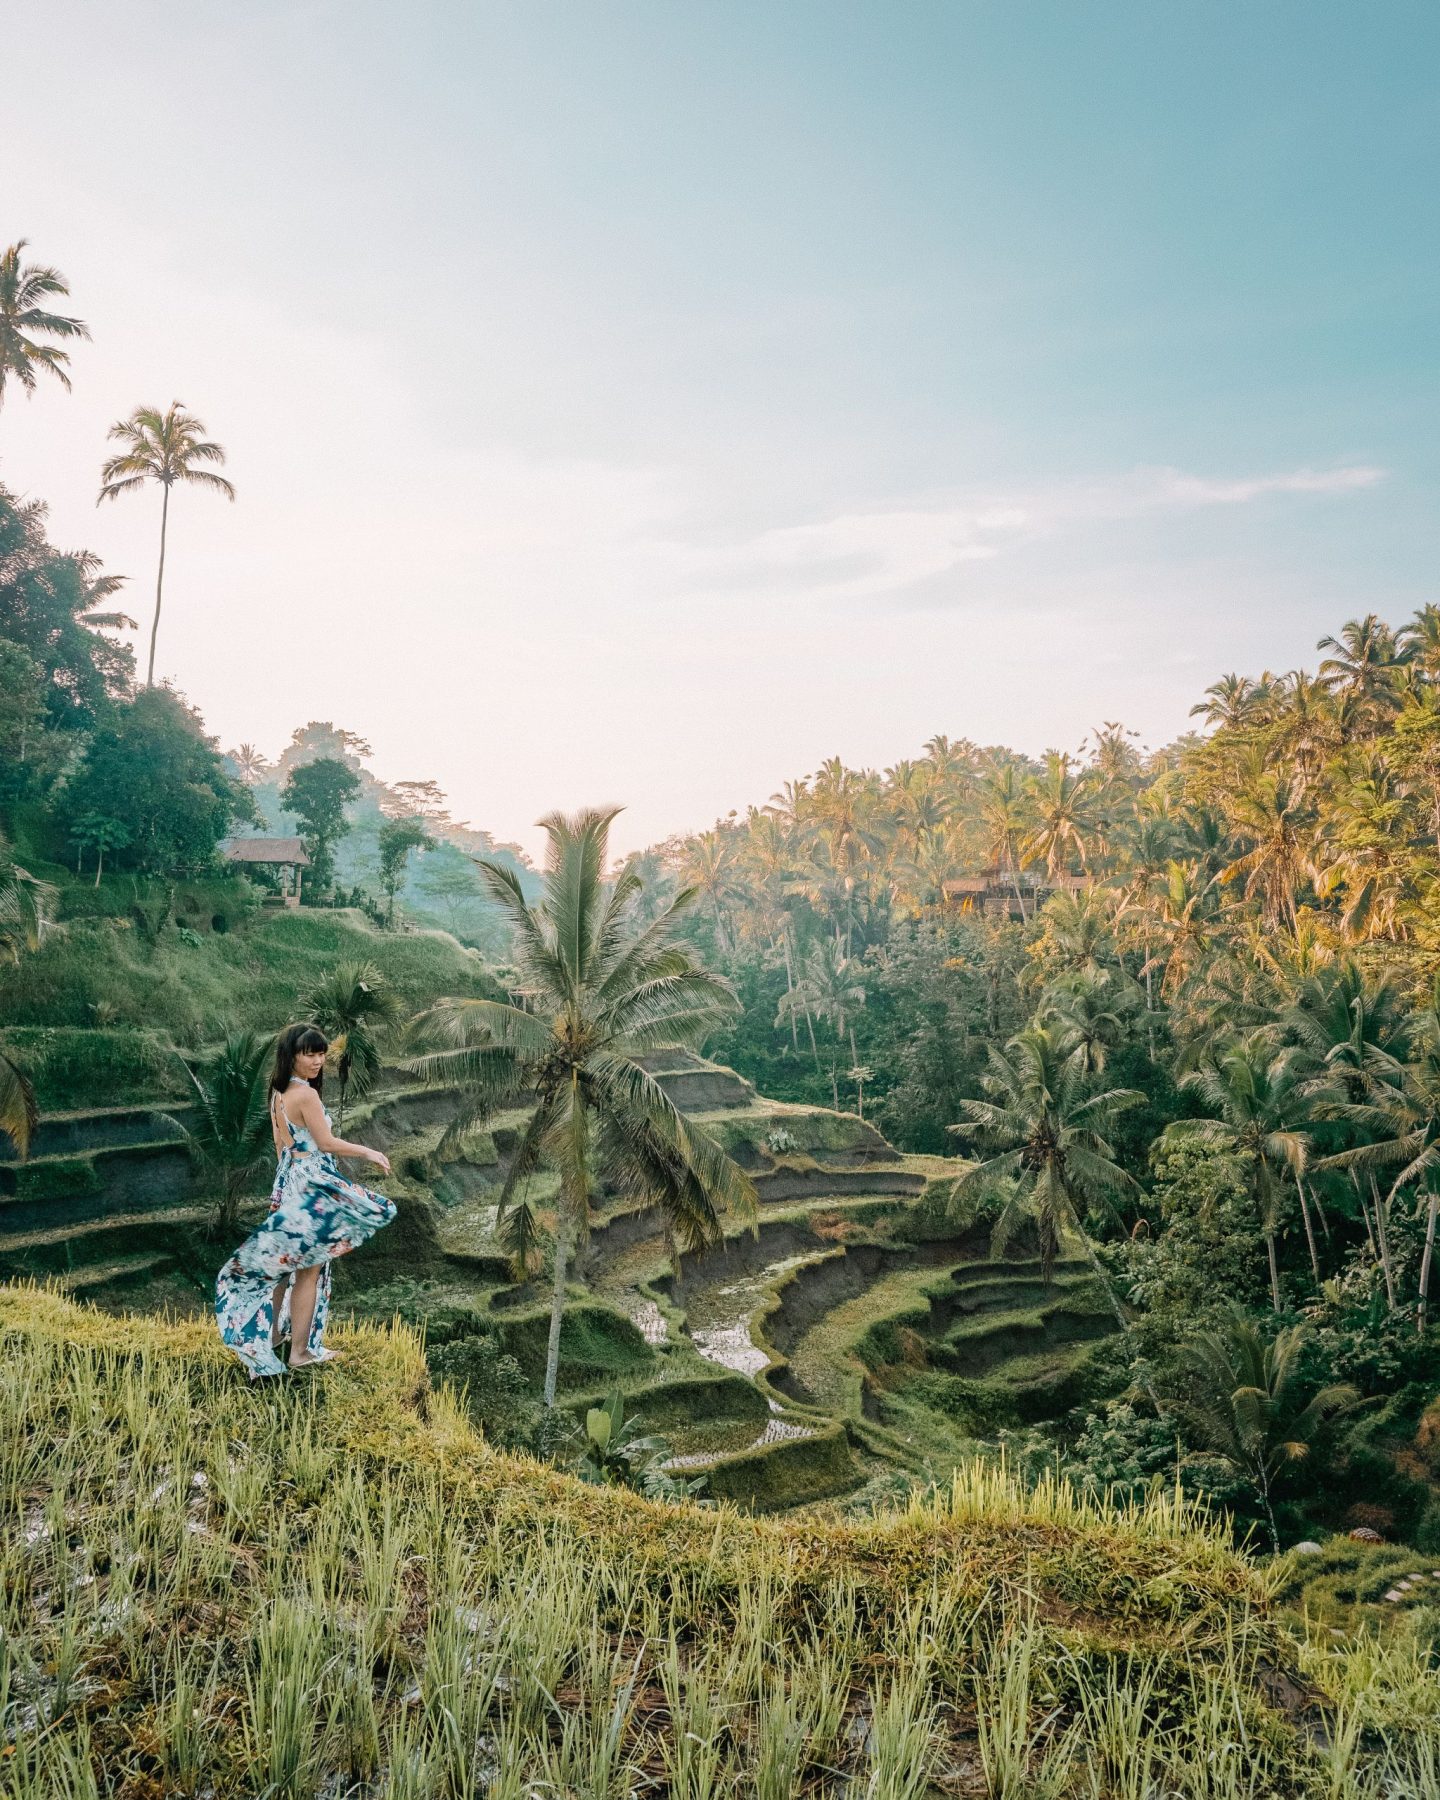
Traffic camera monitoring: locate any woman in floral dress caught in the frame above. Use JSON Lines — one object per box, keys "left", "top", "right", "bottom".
{"left": 216, "top": 1023, "right": 395, "bottom": 1378}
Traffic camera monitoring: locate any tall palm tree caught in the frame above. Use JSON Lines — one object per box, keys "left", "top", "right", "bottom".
{"left": 677, "top": 827, "right": 743, "bottom": 954}
{"left": 1318, "top": 979, "right": 1440, "bottom": 1334}
{"left": 948, "top": 1025, "right": 1143, "bottom": 1325}
{"left": 1217, "top": 754, "right": 1313, "bottom": 933}
{"left": 1317, "top": 614, "right": 1408, "bottom": 727}
{"left": 1167, "top": 1039, "right": 1313, "bottom": 1309}
{"left": 777, "top": 937, "right": 866, "bottom": 1112}
{"left": 1179, "top": 1310, "right": 1356, "bottom": 1552}
{"left": 1024, "top": 751, "right": 1099, "bottom": 878}
{"left": 977, "top": 760, "right": 1035, "bottom": 920}
{"left": 1313, "top": 755, "right": 1418, "bottom": 943}
{"left": 97, "top": 403, "right": 235, "bottom": 687}
{"left": 1400, "top": 602, "right": 1440, "bottom": 679}
{"left": 406, "top": 809, "right": 755, "bottom": 1406}
{"left": 738, "top": 808, "right": 804, "bottom": 1045}
{"left": 0, "top": 241, "right": 88, "bottom": 410}
{"left": 808, "top": 758, "right": 886, "bottom": 952}
{"left": 230, "top": 743, "right": 270, "bottom": 785}
{"left": 1190, "top": 674, "right": 1261, "bottom": 732}
{"left": 1288, "top": 959, "right": 1407, "bottom": 1301}
{"left": 1135, "top": 861, "right": 1216, "bottom": 1003}
{"left": 303, "top": 962, "right": 402, "bottom": 1129}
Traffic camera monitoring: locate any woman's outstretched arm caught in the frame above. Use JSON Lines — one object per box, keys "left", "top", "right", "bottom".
{"left": 294, "top": 1087, "right": 392, "bottom": 1174}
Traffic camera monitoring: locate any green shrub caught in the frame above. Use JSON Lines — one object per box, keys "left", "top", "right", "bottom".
{"left": 426, "top": 1329, "right": 541, "bottom": 1451}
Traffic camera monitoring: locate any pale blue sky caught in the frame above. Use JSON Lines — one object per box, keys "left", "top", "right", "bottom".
{"left": 3, "top": 3, "right": 1436, "bottom": 854}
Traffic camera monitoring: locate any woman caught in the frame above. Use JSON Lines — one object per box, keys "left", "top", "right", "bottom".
{"left": 216, "top": 1023, "right": 395, "bottom": 1378}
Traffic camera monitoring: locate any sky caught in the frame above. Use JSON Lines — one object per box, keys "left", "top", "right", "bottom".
{"left": 2, "top": 2, "right": 1437, "bottom": 858}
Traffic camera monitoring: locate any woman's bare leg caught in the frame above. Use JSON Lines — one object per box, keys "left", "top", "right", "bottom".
{"left": 287, "top": 1266, "right": 337, "bottom": 1366}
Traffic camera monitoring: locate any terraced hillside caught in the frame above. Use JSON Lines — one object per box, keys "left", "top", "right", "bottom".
{"left": 3, "top": 1050, "right": 1119, "bottom": 1509}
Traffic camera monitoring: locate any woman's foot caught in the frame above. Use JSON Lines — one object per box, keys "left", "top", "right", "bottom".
{"left": 289, "top": 1347, "right": 341, "bottom": 1368}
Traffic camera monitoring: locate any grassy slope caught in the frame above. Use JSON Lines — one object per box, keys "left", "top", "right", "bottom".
{"left": 3, "top": 1285, "right": 1435, "bottom": 1797}
{"left": 0, "top": 905, "right": 493, "bottom": 1107}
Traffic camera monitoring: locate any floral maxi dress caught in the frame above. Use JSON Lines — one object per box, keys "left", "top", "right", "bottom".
{"left": 215, "top": 1087, "right": 396, "bottom": 1378}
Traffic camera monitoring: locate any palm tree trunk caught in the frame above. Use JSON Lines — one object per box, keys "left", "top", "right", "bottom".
{"left": 146, "top": 482, "right": 170, "bottom": 688}
{"left": 542, "top": 1214, "right": 572, "bottom": 1408}
{"left": 94, "top": 846, "right": 103, "bottom": 887}
{"left": 1265, "top": 1231, "right": 1282, "bottom": 1313}
{"left": 1370, "top": 1173, "right": 1397, "bottom": 1310}
{"left": 1256, "top": 1466, "right": 1281, "bottom": 1555}
{"left": 1295, "top": 1173, "right": 1321, "bottom": 1283}
{"left": 1007, "top": 849, "right": 1028, "bottom": 923}
{"left": 802, "top": 999, "right": 821, "bottom": 1073}
{"left": 1353, "top": 1171, "right": 1379, "bottom": 1262}
{"left": 1418, "top": 1188, "right": 1438, "bottom": 1336}
{"left": 848, "top": 1026, "right": 861, "bottom": 1119}
{"left": 780, "top": 933, "right": 799, "bottom": 1051}
{"left": 828, "top": 1058, "right": 839, "bottom": 1112}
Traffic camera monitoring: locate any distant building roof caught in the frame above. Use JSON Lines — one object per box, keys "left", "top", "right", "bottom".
{"left": 220, "top": 836, "right": 311, "bottom": 866}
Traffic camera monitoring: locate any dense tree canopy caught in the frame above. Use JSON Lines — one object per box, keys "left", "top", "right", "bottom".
{"left": 60, "top": 687, "right": 251, "bottom": 876}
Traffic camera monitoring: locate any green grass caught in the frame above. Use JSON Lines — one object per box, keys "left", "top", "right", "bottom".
{"left": 0, "top": 1026, "right": 190, "bottom": 1110}
{"left": 1, "top": 1283, "right": 1434, "bottom": 1796}
{"left": 0, "top": 905, "right": 495, "bottom": 1054}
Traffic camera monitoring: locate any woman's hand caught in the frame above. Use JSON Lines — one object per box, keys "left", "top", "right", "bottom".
{"left": 367, "top": 1148, "right": 392, "bottom": 1176}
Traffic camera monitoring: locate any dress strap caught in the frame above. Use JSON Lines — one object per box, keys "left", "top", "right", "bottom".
{"left": 272, "top": 1089, "right": 299, "bottom": 1141}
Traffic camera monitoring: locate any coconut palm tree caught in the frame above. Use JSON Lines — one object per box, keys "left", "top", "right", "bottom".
{"left": 1024, "top": 751, "right": 1099, "bottom": 878}
{"left": 180, "top": 1031, "right": 274, "bottom": 1239}
{"left": 406, "top": 809, "right": 755, "bottom": 1406}
{"left": 1167, "top": 1039, "right": 1313, "bottom": 1309}
{"left": 1318, "top": 979, "right": 1440, "bottom": 1334}
{"left": 1317, "top": 614, "right": 1408, "bottom": 727}
{"left": 97, "top": 403, "right": 235, "bottom": 687}
{"left": 230, "top": 743, "right": 270, "bottom": 785}
{"left": 1398, "top": 603, "right": 1440, "bottom": 684}
{"left": 1190, "top": 674, "right": 1261, "bottom": 732}
{"left": 0, "top": 241, "right": 88, "bottom": 410}
{"left": 977, "top": 760, "right": 1036, "bottom": 920}
{"left": 1037, "top": 971, "right": 1134, "bottom": 1077}
{"left": 1313, "top": 755, "right": 1421, "bottom": 944}
{"left": 1217, "top": 755, "right": 1313, "bottom": 933}
{"left": 1288, "top": 959, "right": 1407, "bottom": 1300}
{"left": 1179, "top": 1310, "right": 1356, "bottom": 1552}
{"left": 777, "top": 937, "right": 866, "bottom": 1111}
{"left": 303, "top": 962, "right": 402, "bottom": 1129}
{"left": 678, "top": 827, "right": 743, "bottom": 955}
{"left": 948, "top": 1025, "right": 1143, "bottom": 1324}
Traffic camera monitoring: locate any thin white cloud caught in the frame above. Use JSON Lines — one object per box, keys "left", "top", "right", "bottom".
{"left": 695, "top": 463, "right": 1387, "bottom": 602}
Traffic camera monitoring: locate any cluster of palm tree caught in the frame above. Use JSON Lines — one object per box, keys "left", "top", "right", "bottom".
{"left": 971, "top": 875, "right": 1440, "bottom": 1336}
{"left": 2, "top": 238, "right": 233, "bottom": 690}
{"left": 665, "top": 609, "right": 1440, "bottom": 990}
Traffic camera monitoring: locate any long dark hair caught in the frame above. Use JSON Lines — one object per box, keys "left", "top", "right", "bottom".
{"left": 271, "top": 1023, "right": 328, "bottom": 1097}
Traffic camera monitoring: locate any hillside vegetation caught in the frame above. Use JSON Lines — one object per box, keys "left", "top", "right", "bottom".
{"left": 0, "top": 895, "right": 493, "bottom": 1108}
{"left": 6, "top": 1284, "right": 1438, "bottom": 1799}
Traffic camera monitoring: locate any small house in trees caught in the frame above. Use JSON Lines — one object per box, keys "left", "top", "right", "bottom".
{"left": 942, "top": 868, "right": 1090, "bottom": 917}
{"left": 220, "top": 836, "right": 310, "bottom": 907}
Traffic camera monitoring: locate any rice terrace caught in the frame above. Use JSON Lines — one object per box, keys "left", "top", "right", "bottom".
{"left": 5, "top": 3, "right": 1440, "bottom": 1795}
